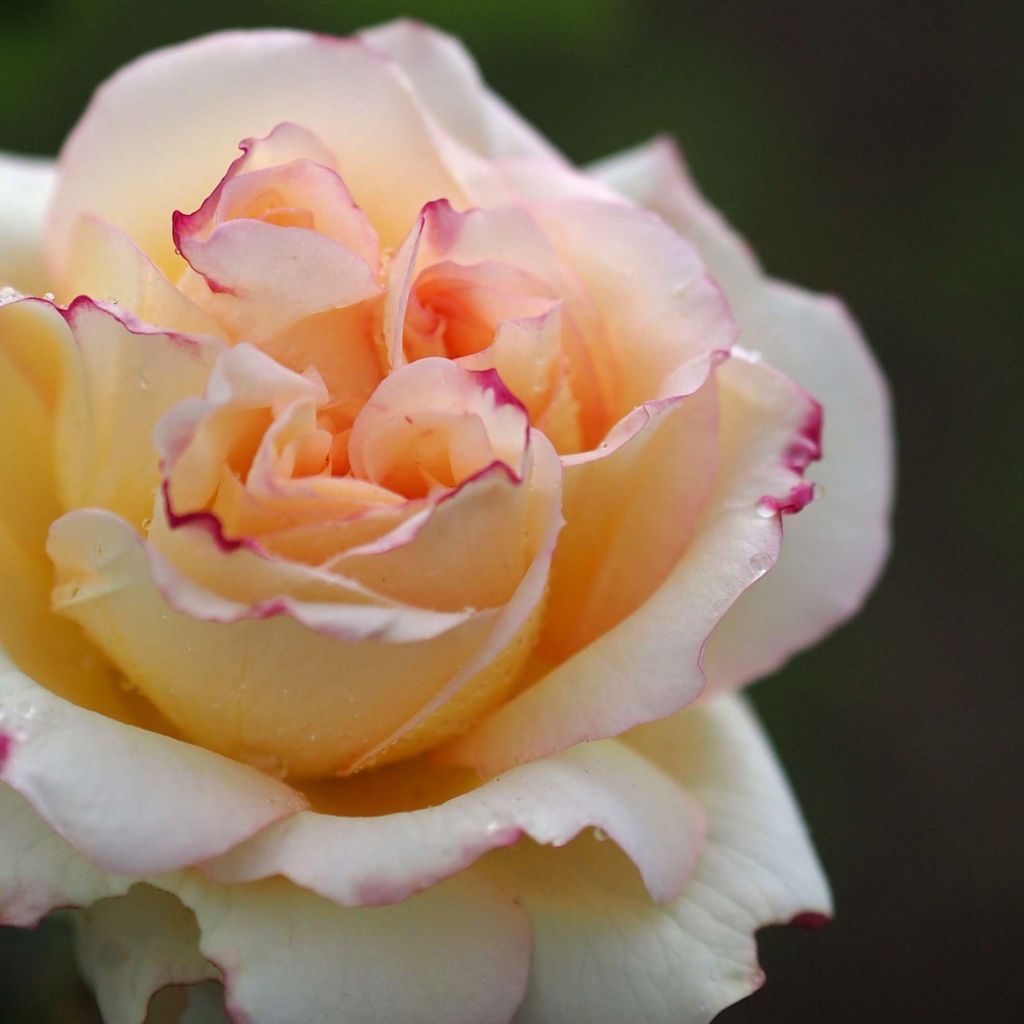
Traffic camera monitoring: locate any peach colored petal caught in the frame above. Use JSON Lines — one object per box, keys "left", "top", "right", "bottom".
{"left": 47, "top": 30, "right": 469, "bottom": 280}
{"left": 62, "top": 215, "right": 226, "bottom": 339}
{"left": 359, "top": 20, "right": 563, "bottom": 163}
{"left": 444, "top": 355, "right": 819, "bottom": 775}
{"left": 541, "top": 351, "right": 724, "bottom": 661}
{"left": 0, "top": 298, "right": 155, "bottom": 724}
{"left": 57, "top": 297, "right": 224, "bottom": 529}
{"left": 534, "top": 198, "right": 737, "bottom": 415}
{"left": 591, "top": 138, "right": 894, "bottom": 691}
{"left": 0, "top": 652, "right": 303, "bottom": 875}
{"left": 46, "top": 508, "right": 510, "bottom": 778}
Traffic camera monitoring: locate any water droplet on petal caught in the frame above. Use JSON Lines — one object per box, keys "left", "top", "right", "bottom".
{"left": 749, "top": 552, "right": 774, "bottom": 577}
{"left": 756, "top": 497, "right": 777, "bottom": 518}
{"left": 593, "top": 827, "right": 608, "bottom": 843}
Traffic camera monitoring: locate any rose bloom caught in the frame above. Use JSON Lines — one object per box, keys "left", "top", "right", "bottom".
{"left": 0, "top": 21, "right": 892, "bottom": 1024}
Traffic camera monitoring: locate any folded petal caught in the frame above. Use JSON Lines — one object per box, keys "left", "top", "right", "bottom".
{"left": 57, "top": 298, "right": 224, "bottom": 528}
{"left": 446, "top": 355, "right": 819, "bottom": 774}
{"left": 0, "top": 652, "right": 303, "bottom": 875}
{"left": 165, "top": 871, "right": 530, "bottom": 1024}
{"left": 204, "top": 735, "right": 703, "bottom": 908}
{"left": 0, "top": 153, "right": 54, "bottom": 295}
{"left": 0, "top": 298, "right": 153, "bottom": 723}
{"left": 0, "top": 782, "right": 129, "bottom": 927}
{"left": 481, "top": 694, "right": 830, "bottom": 1024}
{"left": 48, "top": 30, "right": 468, "bottom": 280}
{"left": 73, "top": 884, "right": 219, "bottom": 1024}
{"left": 62, "top": 215, "right": 226, "bottom": 339}
{"left": 591, "top": 138, "right": 894, "bottom": 689}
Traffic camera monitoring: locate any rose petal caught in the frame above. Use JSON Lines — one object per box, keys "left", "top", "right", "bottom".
{"left": 0, "top": 652, "right": 303, "bottom": 875}
{"left": 534, "top": 198, "right": 737, "bottom": 415}
{"left": 359, "top": 20, "right": 563, "bottom": 163}
{"left": 57, "top": 298, "right": 224, "bottom": 529}
{"left": 48, "top": 30, "right": 468, "bottom": 281}
{"left": 480, "top": 694, "right": 830, "bottom": 1024}
{"left": 541, "top": 351, "right": 722, "bottom": 660}
{"left": 445, "top": 355, "right": 819, "bottom": 774}
{"left": 165, "top": 871, "right": 530, "bottom": 1024}
{"left": 63, "top": 215, "right": 226, "bottom": 339}
{"left": 591, "top": 138, "right": 894, "bottom": 690}
{"left": 0, "top": 153, "right": 54, "bottom": 295}
{"left": 0, "top": 298, "right": 153, "bottom": 723}
{"left": 204, "top": 734, "right": 703, "bottom": 907}
{"left": 0, "top": 782, "right": 128, "bottom": 927}
{"left": 73, "top": 885, "right": 219, "bottom": 1024}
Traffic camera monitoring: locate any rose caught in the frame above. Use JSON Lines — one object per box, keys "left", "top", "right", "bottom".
{"left": 0, "top": 20, "right": 892, "bottom": 1024}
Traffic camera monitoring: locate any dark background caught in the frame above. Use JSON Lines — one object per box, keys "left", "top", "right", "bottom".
{"left": 1, "top": 1, "right": 1020, "bottom": 1021}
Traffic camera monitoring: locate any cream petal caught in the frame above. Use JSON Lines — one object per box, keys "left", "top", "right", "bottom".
{"left": 0, "top": 652, "right": 303, "bottom": 875}
{"left": 445, "top": 355, "right": 819, "bottom": 775}
{"left": 482, "top": 694, "right": 829, "bottom": 1024}
{"left": 47, "top": 508, "right": 504, "bottom": 778}
{"left": 541, "top": 352, "right": 722, "bottom": 660}
{"left": 359, "top": 20, "right": 563, "bottom": 163}
{"left": 165, "top": 871, "right": 530, "bottom": 1024}
{"left": 62, "top": 215, "right": 226, "bottom": 339}
{"left": 57, "top": 298, "right": 224, "bottom": 529}
{"left": 591, "top": 138, "right": 894, "bottom": 690}
{"left": 73, "top": 884, "right": 219, "bottom": 1024}
{"left": 205, "top": 734, "right": 702, "bottom": 908}
{"left": 534, "top": 198, "right": 737, "bottom": 414}
{"left": 0, "top": 298, "right": 149, "bottom": 722}
{"left": 0, "top": 153, "right": 54, "bottom": 295}
{"left": 0, "top": 782, "right": 129, "bottom": 927}
{"left": 48, "top": 30, "right": 468, "bottom": 281}
{"left": 176, "top": 219, "right": 380, "bottom": 342}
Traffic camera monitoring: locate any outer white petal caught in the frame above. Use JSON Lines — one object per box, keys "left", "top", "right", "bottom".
{"left": 0, "top": 652, "right": 303, "bottom": 875}
{"left": 358, "top": 20, "right": 564, "bottom": 163}
{"left": 0, "top": 153, "right": 54, "bottom": 295}
{"left": 73, "top": 884, "right": 219, "bottom": 1024}
{"left": 204, "top": 735, "right": 704, "bottom": 908}
{"left": 164, "top": 871, "right": 531, "bottom": 1024}
{"left": 482, "top": 694, "right": 830, "bottom": 1024}
{"left": 0, "top": 781, "right": 129, "bottom": 927}
{"left": 590, "top": 139, "right": 894, "bottom": 690}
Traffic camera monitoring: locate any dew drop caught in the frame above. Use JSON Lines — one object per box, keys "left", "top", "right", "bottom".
{"left": 749, "top": 552, "right": 773, "bottom": 577}
{"left": 593, "top": 827, "right": 609, "bottom": 843}
{"left": 755, "top": 497, "right": 777, "bottom": 518}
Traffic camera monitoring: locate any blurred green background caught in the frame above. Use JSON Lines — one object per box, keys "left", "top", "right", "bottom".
{"left": 1, "top": 1, "right": 1020, "bottom": 1021}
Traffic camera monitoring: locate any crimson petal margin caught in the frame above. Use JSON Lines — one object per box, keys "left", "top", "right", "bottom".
{"left": 590, "top": 138, "right": 894, "bottom": 692}
{"left": 444, "top": 355, "right": 820, "bottom": 775}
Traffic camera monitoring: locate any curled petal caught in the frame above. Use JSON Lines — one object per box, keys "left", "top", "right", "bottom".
{"left": 0, "top": 652, "right": 303, "bottom": 875}
{"left": 481, "top": 695, "right": 830, "bottom": 1024}
{"left": 73, "top": 885, "right": 220, "bottom": 1024}
{"left": 47, "top": 29, "right": 468, "bottom": 281}
{"left": 0, "top": 782, "right": 129, "bottom": 927}
{"left": 591, "top": 138, "right": 894, "bottom": 690}
{"left": 445, "top": 355, "right": 820, "bottom": 775}
{"left": 204, "top": 735, "right": 704, "bottom": 907}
